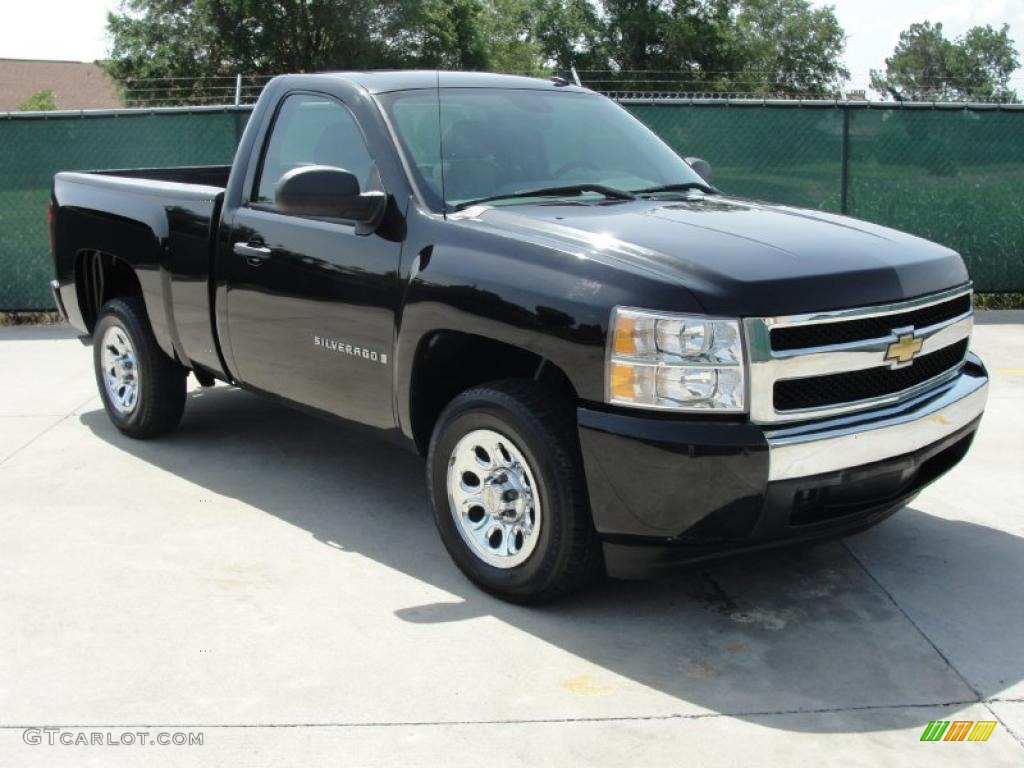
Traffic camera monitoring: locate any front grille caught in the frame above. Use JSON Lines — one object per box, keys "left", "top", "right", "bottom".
{"left": 771, "top": 293, "right": 971, "bottom": 352}
{"left": 774, "top": 339, "right": 968, "bottom": 411}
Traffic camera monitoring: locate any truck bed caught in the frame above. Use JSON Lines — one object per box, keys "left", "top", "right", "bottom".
{"left": 85, "top": 165, "right": 232, "bottom": 187}
{"left": 51, "top": 166, "right": 230, "bottom": 378}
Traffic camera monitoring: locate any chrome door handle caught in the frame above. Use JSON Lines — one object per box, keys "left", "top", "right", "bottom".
{"left": 233, "top": 242, "right": 271, "bottom": 265}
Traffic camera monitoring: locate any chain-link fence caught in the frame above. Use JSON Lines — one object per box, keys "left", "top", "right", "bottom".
{"left": 0, "top": 107, "right": 249, "bottom": 309}
{"left": 630, "top": 101, "right": 1024, "bottom": 292}
{"left": 1, "top": 99, "right": 1022, "bottom": 309}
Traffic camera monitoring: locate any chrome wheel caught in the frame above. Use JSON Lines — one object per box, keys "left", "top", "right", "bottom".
{"left": 446, "top": 428, "right": 541, "bottom": 568}
{"left": 100, "top": 324, "right": 140, "bottom": 416}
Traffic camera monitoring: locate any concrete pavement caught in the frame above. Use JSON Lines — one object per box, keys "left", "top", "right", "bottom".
{"left": 0, "top": 316, "right": 1022, "bottom": 766}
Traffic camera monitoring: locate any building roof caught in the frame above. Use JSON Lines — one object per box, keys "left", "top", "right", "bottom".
{"left": 0, "top": 58, "right": 121, "bottom": 111}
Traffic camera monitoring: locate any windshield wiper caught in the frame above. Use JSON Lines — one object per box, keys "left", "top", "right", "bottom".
{"left": 630, "top": 181, "right": 716, "bottom": 195}
{"left": 452, "top": 183, "right": 636, "bottom": 212}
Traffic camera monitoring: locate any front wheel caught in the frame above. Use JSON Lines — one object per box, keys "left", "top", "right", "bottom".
{"left": 427, "top": 380, "right": 600, "bottom": 603}
{"left": 93, "top": 297, "right": 187, "bottom": 438}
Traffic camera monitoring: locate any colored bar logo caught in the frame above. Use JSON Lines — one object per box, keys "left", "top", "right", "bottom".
{"left": 920, "top": 720, "right": 997, "bottom": 742}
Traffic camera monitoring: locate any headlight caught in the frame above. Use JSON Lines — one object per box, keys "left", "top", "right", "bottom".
{"left": 607, "top": 307, "right": 745, "bottom": 412}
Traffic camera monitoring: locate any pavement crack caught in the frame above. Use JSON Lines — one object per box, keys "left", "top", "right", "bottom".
{"left": 842, "top": 540, "right": 1024, "bottom": 752}
{"left": 0, "top": 395, "right": 96, "bottom": 470}
{"left": 0, "top": 698, "right": 992, "bottom": 730}
{"left": 842, "top": 541, "right": 980, "bottom": 694}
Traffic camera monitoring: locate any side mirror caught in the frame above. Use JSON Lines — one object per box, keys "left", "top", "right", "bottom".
{"left": 685, "top": 157, "right": 713, "bottom": 184}
{"left": 275, "top": 165, "right": 386, "bottom": 231}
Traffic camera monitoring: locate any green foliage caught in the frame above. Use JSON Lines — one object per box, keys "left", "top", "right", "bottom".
{"left": 104, "top": 1, "right": 852, "bottom": 100}
{"left": 399, "top": 0, "right": 544, "bottom": 73}
{"left": 871, "top": 21, "right": 1020, "bottom": 102}
{"left": 105, "top": 0, "right": 408, "bottom": 94}
{"left": 532, "top": 0, "right": 606, "bottom": 70}
{"left": 600, "top": 0, "right": 736, "bottom": 75}
{"left": 734, "top": 0, "right": 848, "bottom": 95}
{"left": 585, "top": 0, "right": 847, "bottom": 95}
{"left": 17, "top": 90, "right": 57, "bottom": 111}
{"left": 104, "top": 0, "right": 549, "bottom": 94}
{"left": 974, "top": 293, "right": 1024, "bottom": 310}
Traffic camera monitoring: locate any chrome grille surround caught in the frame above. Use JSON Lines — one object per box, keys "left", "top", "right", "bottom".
{"left": 743, "top": 285, "right": 974, "bottom": 424}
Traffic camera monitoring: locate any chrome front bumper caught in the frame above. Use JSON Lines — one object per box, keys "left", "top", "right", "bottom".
{"left": 765, "top": 358, "right": 988, "bottom": 482}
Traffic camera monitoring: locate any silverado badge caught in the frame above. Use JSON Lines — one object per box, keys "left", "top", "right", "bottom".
{"left": 313, "top": 335, "right": 388, "bottom": 365}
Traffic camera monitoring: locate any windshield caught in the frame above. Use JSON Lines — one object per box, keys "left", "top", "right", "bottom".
{"left": 378, "top": 88, "right": 707, "bottom": 212}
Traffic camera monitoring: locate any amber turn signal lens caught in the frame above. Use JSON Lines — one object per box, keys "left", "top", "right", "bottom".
{"left": 613, "top": 316, "right": 636, "bottom": 356}
{"left": 609, "top": 361, "right": 635, "bottom": 401}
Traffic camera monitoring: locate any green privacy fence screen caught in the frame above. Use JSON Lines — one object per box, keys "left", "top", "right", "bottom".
{"left": 0, "top": 107, "right": 249, "bottom": 310}
{"left": 1, "top": 100, "right": 1022, "bottom": 309}
{"left": 629, "top": 101, "right": 1024, "bottom": 293}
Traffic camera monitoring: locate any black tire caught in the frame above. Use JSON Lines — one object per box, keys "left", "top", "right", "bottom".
{"left": 427, "top": 380, "right": 601, "bottom": 603}
{"left": 93, "top": 297, "right": 187, "bottom": 438}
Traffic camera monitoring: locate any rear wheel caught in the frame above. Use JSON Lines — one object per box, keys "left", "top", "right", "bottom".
{"left": 93, "top": 297, "right": 186, "bottom": 438}
{"left": 427, "top": 380, "right": 600, "bottom": 603}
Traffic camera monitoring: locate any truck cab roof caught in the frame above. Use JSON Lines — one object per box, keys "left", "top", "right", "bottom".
{"left": 276, "top": 70, "right": 588, "bottom": 95}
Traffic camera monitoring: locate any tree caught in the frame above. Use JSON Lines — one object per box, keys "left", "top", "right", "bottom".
{"left": 871, "top": 22, "right": 1020, "bottom": 102}
{"left": 734, "top": 0, "right": 848, "bottom": 96}
{"left": 104, "top": 0, "right": 551, "bottom": 102}
{"left": 105, "top": 0, "right": 408, "bottom": 103}
{"left": 395, "top": 0, "right": 546, "bottom": 72}
{"left": 950, "top": 24, "right": 1021, "bottom": 101}
{"left": 569, "top": 1, "right": 847, "bottom": 96}
{"left": 18, "top": 90, "right": 57, "bottom": 111}
{"left": 531, "top": 0, "right": 607, "bottom": 70}
{"left": 104, "top": 1, "right": 851, "bottom": 102}
{"left": 391, "top": 0, "right": 493, "bottom": 70}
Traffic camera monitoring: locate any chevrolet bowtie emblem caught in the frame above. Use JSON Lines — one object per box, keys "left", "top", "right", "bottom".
{"left": 885, "top": 332, "right": 923, "bottom": 368}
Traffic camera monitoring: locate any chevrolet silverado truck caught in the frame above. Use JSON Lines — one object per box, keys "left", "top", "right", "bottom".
{"left": 49, "top": 71, "right": 988, "bottom": 602}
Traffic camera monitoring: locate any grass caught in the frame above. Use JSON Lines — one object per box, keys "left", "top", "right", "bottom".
{"left": 0, "top": 311, "right": 62, "bottom": 326}
{"left": 975, "top": 293, "right": 1024, "bottom": 310}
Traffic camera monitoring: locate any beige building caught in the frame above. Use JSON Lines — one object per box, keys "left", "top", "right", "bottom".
{"left": 0, "top": 58, "right": 122, "bottom": 111}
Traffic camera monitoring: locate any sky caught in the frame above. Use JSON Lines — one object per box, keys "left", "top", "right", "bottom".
{"left": 819, "top": 0, "right": 1024, "bottom": 90}
{"left": 0, "top": 0, "right": 1022, "bottom": 94}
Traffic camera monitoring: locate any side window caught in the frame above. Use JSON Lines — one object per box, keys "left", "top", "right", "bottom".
{"left": 255, "top": 93, "right": 374, "bottom": 205}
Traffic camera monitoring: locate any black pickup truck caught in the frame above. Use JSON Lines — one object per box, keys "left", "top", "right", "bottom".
{"left": 49, "top": 71, "right": 988, "bottom": 602}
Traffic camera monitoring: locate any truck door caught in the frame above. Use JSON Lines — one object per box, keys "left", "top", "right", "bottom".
{"left": 225, "top": 92, "right": 401, "bottom": 429}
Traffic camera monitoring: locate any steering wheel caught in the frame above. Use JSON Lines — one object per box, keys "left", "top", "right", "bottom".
{"left": 552, "top": 160, "right": 600, "bottom": 179}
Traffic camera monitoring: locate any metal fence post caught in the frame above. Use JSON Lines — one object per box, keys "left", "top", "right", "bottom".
{"left": 840, "top": 106, "right": 850, "bottom": 215}
{"left": 235, "top": 74, "right": 242, "bottom": 106}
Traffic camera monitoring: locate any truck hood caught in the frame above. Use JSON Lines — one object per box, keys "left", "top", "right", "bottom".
{"left": 461, "top": 195, "right": 969, "bottom": 316}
